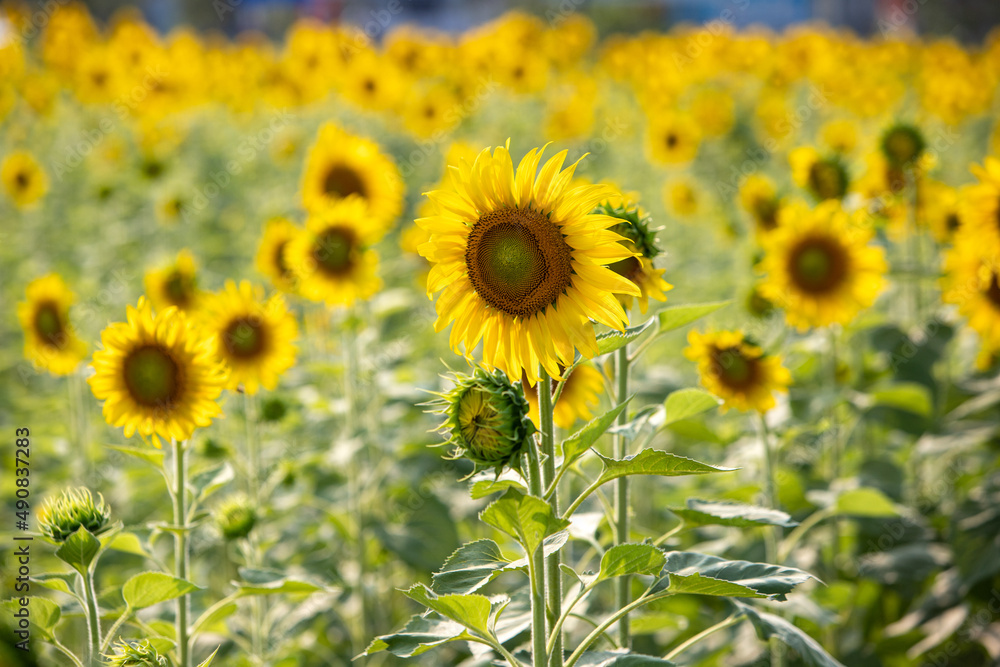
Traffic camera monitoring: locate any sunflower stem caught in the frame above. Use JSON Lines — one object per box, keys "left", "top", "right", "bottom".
{"left": 614, "top": 345, "right": 631, "bottom": 648}
{"left": 172, "top": 439, "right": 191, "bottom": 667}
{"left": 243, "top": 392, "right": 266, "bottom": 665}
{"left": 81, "top": 567, "right": 102, "bottom": 667}
{"left": 525, "top": 436, "right": 548, "bottom": 667}
{"left": 759, "top": 414, "right": 781, "bottom": 563}
{"left": 539, "top": 368, "right": 562, "bottom": 663}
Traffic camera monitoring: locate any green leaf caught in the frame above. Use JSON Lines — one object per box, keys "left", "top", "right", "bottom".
{"left": 235, "top": 577, "right": 323, "bottom": 597}
{"left": 596, "top": 449, "right": 736, "bottom": 487}
{"left": 123, "top": 572, "right": 201, "bottom": 609}
{"left": 403, "top": 583, "right": 494, "bottom": 639}
{"left": 597, "top": 319, "right": 655, "bottom": 355}
{"left": 191, "top": 462, "right": 234, "bottom": 503}
{"left": 598, "top": 544, "right": 667, "bottom": 581}
{"left": 3, "top": 597, "right": 61, "bottom": 637}
{"left": 834, "top": 488, "right": 899, "bottom": 518}
{"left": 469, "top": 478, "right": 526, "bottom": 500}
{"left": 662, "top": 389, "right": 721, "bottom": 426}
{"left": 432, "top": 539, "right": 511, "bottom": 595}
{"left": 656, "top": 301, "right": 730, "bottom": 333}
{"left": 31, "top": 573, "right": 77, "bottom": 596}
{"left": 736, "top": 602, "right": 846, "bottom": 667}
{"left": 55, "top": 527, "right": 102, "bottom": 575}
{"left": 561, "top": 398, "right": 633, "bottom": 466}
{"left": 108, "top": 444, "right": 164, "bottom": 468}
{"left": 868, "top": 383, "right": 932, "bottom": 417}
{"left": 191, "top": 602, "right": 238, "bottom": 636}
{"left": 576, "top": 650, "right": 677, "bottom": 666}
{"left": 665, "top": 418, "right": 724, "bottom": 444}
{"left": 479, "top": 489, "right": 570, "bottom": 556}
{"left": 147, "top": 638, "right": 176, "bottom": 654}
{"left": 669, "top": 499, "right": 799, "bottom": 529}
{"left": 360, "top": 614, "right": 475, "bottom": 658}
{"left": 654, "top": 552, "right": 815, "bottom": 600}
{"left": 107, "top": 532, "right": 153, "bottom": 559}
{"left": 195, "top": 647, "right": 220, "bottom": 667}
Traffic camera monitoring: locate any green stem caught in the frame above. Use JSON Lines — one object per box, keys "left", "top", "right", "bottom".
{"left": 82, "top": 569, "right": 102, "bottom": 666}
{"left": 614, "top": 347, "right": 630, "bottom": 648}
{"left": 244, "top": 393, "right": 260, "bottom": 498}
{"left": 663, "top": 615, "right": 742, "bottom": 661}
{"left": 563, "top": 593, "right": 665, "bottom": 667}
{"left": 52, "top": 637, "right": 86, "bottom": 667}
{"left": 778, "top": 506, "right": 834, "bottom": 562}
{"left": 100, "top": 608, "right": 132, "bottom": 655}
{"left": 759, "top": 415, "right": 780, "bottom": 564}
{"left": 561, "top": 477, "right": 603, "bottom": 520}
{"left": 173, "top": 439, "right": 190, "bottom": 667}
{"left": 525, "top": 444, "right": 548, "bottom": 667}
{"left": 539, "top": 369, "right": 562, "bottom": 663}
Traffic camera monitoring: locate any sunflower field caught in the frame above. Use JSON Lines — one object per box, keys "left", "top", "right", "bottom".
{"left": 2, "top": 2, "right": 1000, "bottom": 666}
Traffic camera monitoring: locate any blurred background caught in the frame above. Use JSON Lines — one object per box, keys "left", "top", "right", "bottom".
{"left": 56, "top": 0, "right": 1000, "bottom": 42}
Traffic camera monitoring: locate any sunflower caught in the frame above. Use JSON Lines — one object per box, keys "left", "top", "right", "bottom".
{"left": 1, "top": 151, "right": 48, "bottom": 208}
{"left": 417, "top": 142, "right": 640, "bottom": 385}
{"left": 88, "top": 298, "right": 226, "bottom": 446}
{"left": 759, "top": 200, "right": 887, "bottom": 330}
{"left": 201, "top": 281, "right": 298, "bottom": 395}
{"left": 880, "top": 123, "right": 925, "bottom": 169}
{"left": 300, "top": 123, "right": 403, "bottom": 236}
{"left": 522, "top": 363, "right": 604, "bottom": 430}
{"left": 255, "top": 217, "right": 300, "bottom": 293}
{"left": 739, "top": 174, "right": 782, "bottom": 235}
{"left": 596, "top": 201, "right": 673, "bottom": 314}
{"left": 17, "top": 274, "right": 88, "bottom": 376}
{"left": 922, "top": 180, "right": 964, "bottom": 244}
{"left": 144, "top": 249, "right": 204, "bottom": 313}
{"left": 286, "top": 197, "right": 383, "bottom": 307}
{"left": 685, "top": 329, "right": 791, "bottom": 413}
{"left": 647, "top": 113, "right": 701, "bottom": 165}
{"left": 789, "top": 146, "right": 849, "bottom": 201}
{"left": 665, "top": 179, "right": 699, "bottom": 218}
{"left": 942, "top": 234, "right": 1000, "bottom": 352}
{"left": 819, "top": 118, "right": 859, "bottom": 154}
{"left": 960, "top": 157, "right": 1000, "bottom": 252}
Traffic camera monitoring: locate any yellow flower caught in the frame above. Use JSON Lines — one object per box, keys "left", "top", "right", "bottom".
{"left": 921, "top": 180, "right": 964, "bottom": 244}
{"left": 665, "top": 179, "right": 699, "bottom": 218}
{"left": 789, "top": 146, "right": 849, "bottom": 201}
{"left": 300, "top": 123, "right": 403, "bottom": 237}
{"left": 689, "top": 87, "right": 734, "bottom": 137}
{"left": 759, "top": 201, "right": 887, "bottom": 330}
{"left": 523, "top": 363, "right": 604, "bottom": 430}
{"left": 2, "top": 151, "right": 49, "bottom": 208}
{"left": 942, "top": 233, "right": 1000, "bottom": 351}
{"left": 286, "top": 197, "right": 383, "bottom": 307}
{"left": 597, "top": 201, "right": 673, "bottom": 314}
{"left": 202, "top": 281, "right": 298, "bottom": 395}
{"left": 739, "top": 174, "right": 782, "bottom": 235}
{"left": 144, "top": 250, "right": 204, "bottom": 314}
{"left": 819, "top": 119, "right": 859, "bottom": 154}
{"left": 685, "top": 329, "right": 791, "bottom": 413}
{"left": 417, "top": 142, "right": 640, "bottom": 385}
{"left": 960, "top": 157, "right": 1000, "bottom": 252}
{"left": 337, "top": 51, "right": 405, "bottom": 112}
{"left": 255, "top": 217, "right": 300, "bottom": 294}
{"left": 647, "top": 113, "right": 701, "bottom": 165}
{"left": 88, "top": 298, "right": 226, "bottom": 446}
{"left": 17, "top": 274, "right": 88, "bottom": 376}
{"left": 404, "top": 82, "right": 461, "bottom": 139}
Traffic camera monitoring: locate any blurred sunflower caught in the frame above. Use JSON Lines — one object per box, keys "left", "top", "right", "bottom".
{"left": 789, "top": 146, "right": 849, "bottom": 201}
{"left": 665, "top": 179, "right": 700, "bottom": 218}
{"left": 522, "top": 363, "right": 603, "bottom": 430}
{"left": 960, "top": 157, "right": 1000, "bottom": 251}
{"left": 1, "top": 151, "right": 49, "bottom": 208}
{"left": 647, "top": 113, "right": 701, "bottom": 165}
{"left": 256, "top": 217, "right": 300, "bottom": 293}
{"left": 685, "top": 329, "right": 791, "bottom": 413}
{"left": 144, "top": 249, "right": 204, "bottom": 313}
{"left": 759, "top": 201, "right": 887, "bottom": 330}
{"left": 418, "top": 142, "right": 640, "bottom": 385}
{"left": 88, "top": 298, "right": 226, "bottom": 446}
{"left": 300, "top": 123, "right": 403, "bottom": 235}
{"left": 942, "top": 235, "right": 1000, "bottom": 358}
{"left": 739, "top": 174, "right": 782, "bottom": 235}
{"left": 819, "top": 118, "right": 859, "bottom": 154}
{"left": 286, "top": 197, "right": 383, "bottom": 307}
{"left": 17, "top": 274, "right": 88, "bottom": 376}
{"left": 202, "top": 281, "right": 298, "bottom": 395}
{"left": 922, "top": 180, "right": 964, "bottom": 244}
{"left": 880, "top": 123, "right": 925, "bottom": 169}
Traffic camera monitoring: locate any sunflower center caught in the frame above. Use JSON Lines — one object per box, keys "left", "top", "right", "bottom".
{"left": 986, "top": 272, "right": 1000, "bottom": 309}
{"left": 754, "top": 198, "right": 779, "bottom": 231}
{"left": 123, "top": 346, "right": 179, "bottom": 407}
{"left": 788, "top": 237, "right": 848, "bottom": 294}
{"left": 466, "top": 208, "right": 573, "bottom": 318}
{"left": 711, "top": 346, "right": 758, "bottom": 390}
{"left": 164, "top": 270, "right": 195, "bottom": 307}
{"left": 945, "top": 213, "right": 961, "bottom": 232}
{"left": 273, "top": 240, "right": 291, "bottom": 277}
{"left": 34, "top": 302, "right": 64, "bottom": 342}
{"left": 15, "top": 171, "right": 29, "bottom": 190}
{"left": 884, "top": 128, "right": 921, "bottom": 166}
{"left": 313, "top": 227, "right": 356, "bottom": 275}
{"left": 808, "top": 160, "right": 846, "bottom": 200}
{"left": 457, "top": 387, "right": 507, "bottom": 461}
{"left": 224, "top": 317, "right": 267, "bottom": 359}
{"left": 322, "top": 164, "right": 367, "bottom": 199}
{"left": 665, "top": 133, "right": 678, "bottom": 149}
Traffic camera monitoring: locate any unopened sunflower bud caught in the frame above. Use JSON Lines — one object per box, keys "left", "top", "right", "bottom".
{"left": 215, "top": 494, "right": 257, "bottom": 540}
{"left": 881, "top": 123, "right": 925, "bottom": 168}
{"left": 104, "top": 638, "right": 167, "bottom": 667}
{"left": 38, "top": 488, "right": 111, "bottom": 543}
{"left": 433, "top": 368, "right": 535, "bottom": 475}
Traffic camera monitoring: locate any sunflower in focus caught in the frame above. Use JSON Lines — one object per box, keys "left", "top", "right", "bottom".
{"left": 286, "top": 197, "right": 383, "bottom": 307}
{"left": 759, "top": 200, "right": 887, "bottom": 330}
{"left": 418, "top": 142, "right": 640, "bottom": 385}
{"left": 685, "top": 329, "right": 791, "bottom": 413}
{"left": 300, "top": 123, "right": 403, "bottom": 236}
{"left": 88, "top": 298, "right": 226, "bottom": 446}
{"left": 960, "top": 157, "right": 1000, "bottom": 251}
{"left": 144, "top": 250, "right": 204, "bottom": 313}
{"left": 789, "top": 146, "right": 849, "bottom": 201}
{"left": 17, "top": 274, "right": 88, "bottom": 376}
{"left": 2, "top": 151, "right": 49, "bottom": 208}
{"left": 202, "top": 281, "right": 298, "bottom": 395}
{"left": 647, "top": 113, "right": 701, "bottom": 165}
{"left": 255, "top": 217, "right": 300, "bottom": 293}
{"left": 596, "top": 201, "right": 673, "bottom": 313}
{"left": 522, "top": 363, "right": 603, "bottom": 430}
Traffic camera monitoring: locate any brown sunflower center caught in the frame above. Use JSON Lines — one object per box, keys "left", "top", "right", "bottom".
{"left": 164, "top": 270, "right": 195, "bottom": 307}
{"left": 224, "top": 317, "right": 267, "bottom": 359}
{"left": 945, "top": 212, "right": 961, "bottom": 232}
{"left": 754, "top": 198, "right": 779, "bottom": 231}
{"left": 322, "top": 164, "right": 367, "bottom": 199}
{"left": 123, "top": 345, "right": 180, "bottom": 407}
{"left": 34, "top": 302, "right": 64, "bottom": 343}
{"left": 14, "top": 170, "right": 29, "bottom": 190}
{"left": 466, "top": 208, "right": 574, "bottom": 318}
{"left": 788, "top": 236, "right": 849, "bottom": 294}
{"left": 665, "top": 132, "right": 678, "bottom": 149}
{"left": 808, "top": 160, "right": 847, "bottom": 200}
{"left": 273, "top": 240, "right": 291, "bottom": 278}
{"left": 986, "top": 272, "right": 1000, "bottom": 309}
{"left": 313, "top": 227, "right": 356, "bottom": 275}
{"left": 884, "top": 128, "right": 921, "bottom": 166}
{"left": 710, "top": 346, "right": 759, "bottom": 390}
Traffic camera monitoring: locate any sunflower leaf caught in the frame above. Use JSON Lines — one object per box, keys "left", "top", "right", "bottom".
{"left": 735, "top": 601, "right": 846, "bottom": 667}
{"left": 108, "top": 444, "right": 165, "bottom": 468}
{"left": 55, "top": 527, "right": 101, "bottom": 575}
{"left": 598, "top": 544, "right": 667, "bottom": 581}
{"left": 575, "top": 650, "right": 678, "bottom": 665}
{"left": 653, "top": 552, "right": 816, "bottom": 600}
{"left": 669, "top": 499, "right": 799, "bottom": 528}
{"left": 596, "top": 449, "right": 736, "bottom": 487}
{"left": 662, "top": 388, "right": 721, "bottom": 426}
{"left": 123, "top": 572, "right": 202, "bottom": 609}
{"left": 403, "top": 583, "right": 495, "bottom": 640}
{"left": 479, "top": 488, "right": 570, "bottom": 556}
{"left": 656, "top": 301, "right": 731, "bottom": 333}
{"left": 597, "top": 319, "right": 655, "bottom": 355}
{"left": 360, "top": 614, "right": 476, "bottom": 658}
{"left": 561, "top": 397, "right": 633, "bottom": 466}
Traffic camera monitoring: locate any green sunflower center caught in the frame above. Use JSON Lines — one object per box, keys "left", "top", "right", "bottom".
{"left": 808, "top": 160, "right": 847, "bottom": 200}
{"left": 466, "top": 208, "right": 574, "bottom": 318}
{"left": 457, "top": 387, "right": 510, "bottom": 462}
{"left": 224, "top": 317, "right": 267, "bottom": 359}
{"left": 788, "top": 237, "right": 849, "bottom": 294}
{"left": 883, "top": 127, "right": 923, "bottom": 166}
{"left": 313, "top": 227, "right": 356, "bottom": 275}
{"left": 322, "top": 164, "right": 367, "bottom": 199}
{"left": 34, "top": 302, "right": 64, "bottom": 341}
{"left": 711, "top": 346, "right": 759, "bottom": 390}
{"left": 123, "top": 345, "right": 180, "bottom": 407}
{"left": 164, "top": 270, "right": 195, "bottom": 307}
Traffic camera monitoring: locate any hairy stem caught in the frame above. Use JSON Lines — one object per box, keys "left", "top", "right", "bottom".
{"left": 525, "top": 443, "right": 548, "bottom": 667}
{"left": 82, "top": 569, "right": 102, "bottom": 666}
{"left": 173, "top": 439, "right": 190, "bottom": 667}
{"left": 539, "top": 368, "right": 563, "bottom": 662}
{"left": 614, "top": 346, "right": 631, "bottom": 648}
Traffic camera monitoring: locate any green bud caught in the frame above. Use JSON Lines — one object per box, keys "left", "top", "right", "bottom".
{"left": 215, "top": 494, "right": 257, "bottom": 540}
{"left": 594, "top": 201, "right": 661, "bottom": 260}
{"left": 260, "top": 396, "right": 288, "bottom": 422}
{"left": 104, "top": 638, "right": 167, "bottom": 667}
{"left": 881, "top": 123, "right": 925, "bottom": 168}
{"left": 38, "top": 488, "right": 111, "bottom": 543}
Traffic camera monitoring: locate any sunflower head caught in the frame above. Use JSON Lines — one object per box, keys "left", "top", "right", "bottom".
{"left": 255, "top": 217, "right": 300, "bottom": 293}
{"left": 215, "top": 494, "right": 257, "bottom": 540}
{"left": 790, "top": 147, "right": 848, "bottom": 201}
{"left": 739, "top": 175, "right": 782, "bottom": 234}
{"left": 103, "top": 638, "right": 168, "bottom": 667}
{"left": 144, "top": 250, "right": 203, "bottom": 313}
{"left": 17, "top": 273, "right": 88, "bottom": 376}
{"left": 431, "top": 368, "right": 536, "bottom": 477}
{"left": 1, "top": 150, "right": 48, "bottom": 208}
{"left": 38, "top": 488, "right": 112, "bottom": 543}
{"left": 684, "top": 330, "right": 791, "bottom": 413}
{"left": 880, "top": 123, "right": 925, "bottom": 169}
